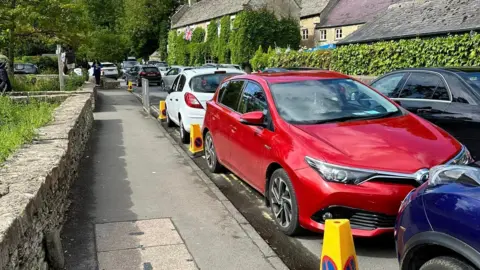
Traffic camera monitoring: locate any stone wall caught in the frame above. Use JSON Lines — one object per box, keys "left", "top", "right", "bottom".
{"left": 0, "top": 91, "right": 94, "bottom": 269}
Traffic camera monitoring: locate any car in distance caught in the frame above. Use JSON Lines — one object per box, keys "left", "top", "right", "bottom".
{"left": 396, "top": 164, "right": 480, "bottom": 270}
{"left": 370, "top": 67, "right": 480, "bottom": 160}
{"left": 121, "top": 60, "right": 140, "bottom": 79}
{"left": 161, "top": 66, "right": 192, "bottom": 90}
{"left": 13, "top": 63, "right": 39, "bottom": 74}
{"left": 202, "top": 71, "right": 473, "bottom": 236}
{"left": 101, "top": 62, "right": 119, "bottom": 79}
{"left": 165, "top": 68, "right": 244, "bottom": 143}
{"left": 125, "top": 65, "right": 162, "bottom": 86}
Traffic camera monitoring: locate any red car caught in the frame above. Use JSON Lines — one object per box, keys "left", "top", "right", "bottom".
{"left": 202, "top": 71, "right": 473, "bottom": 237}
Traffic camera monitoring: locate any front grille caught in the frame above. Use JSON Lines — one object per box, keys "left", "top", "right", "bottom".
{"left": 311, "top": 206, "right": 396, "bottom": 230}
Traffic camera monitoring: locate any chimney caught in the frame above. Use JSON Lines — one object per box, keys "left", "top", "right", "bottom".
{"left": 188, "top": 0, "right": 197, "bottom": 6}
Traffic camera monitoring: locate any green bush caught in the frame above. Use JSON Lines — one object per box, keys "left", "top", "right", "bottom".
{"left": 0, "top": 96, "right": 57, "bottom": 162}
{"left": 11, "top": 75, "right": 85, "bottom": 92}
{"left": 191, "top": 28, "right": 206, "bottom": 43}
{"left": 215, "top": 16, "right": 231, "bottom": 63}
{"left": 249, "top": 32, "right": 480, "bottom": 75}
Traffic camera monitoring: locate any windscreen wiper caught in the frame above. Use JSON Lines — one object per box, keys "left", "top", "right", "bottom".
{"left": 313, "top": 111, "right": 399, "bottom": 124}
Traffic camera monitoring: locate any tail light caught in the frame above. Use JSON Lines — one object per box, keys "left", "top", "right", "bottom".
{"left": 184, "top": 92, "right": 203, "bottom": 109}
{"left": 140, "top": 72, "right": 146, "bottom": 76}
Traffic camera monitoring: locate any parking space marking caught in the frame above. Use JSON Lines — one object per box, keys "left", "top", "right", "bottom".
{"left": 220, "top": 173, "right": 233, "bottom": 185}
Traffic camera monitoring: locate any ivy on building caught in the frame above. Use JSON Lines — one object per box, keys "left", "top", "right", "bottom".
{"left": 167, "top": 9, "right": 301, "bottom": 66}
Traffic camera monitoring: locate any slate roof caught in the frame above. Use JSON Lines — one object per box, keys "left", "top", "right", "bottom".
{"left": 319, "top": 0, "right": 400, "bottom": 27}
{"left": 171, "top": 0, "right": 248, "bottom": 29}
{"left": 339, "top": 0, "right": 480, "bottom": 44}
{"left": 301, "top": 0, "right": 329, "bottom": 18}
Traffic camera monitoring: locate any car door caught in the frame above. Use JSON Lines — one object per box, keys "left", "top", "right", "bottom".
{"left": 166, "top": 76, "right": 181, "bottom": 124}
{"left": 170, "top": 75, "right": 187, "bottom": 124}
{"left": 395, "top": 72, "right": 451, "bottom": 124}
{"left": 433, "top": 73, "right": 480, "bottom": 159}
{"left": 228, "top": 81, "right": 273, "bottom": 191}
{"left": 164, "top": 68, "right": 179, "bottom": 88}
{"left": 214, "top": 80, "right": 246, "bottom": 169}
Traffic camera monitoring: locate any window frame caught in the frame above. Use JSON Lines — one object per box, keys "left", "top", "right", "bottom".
{"left": 319, "top": 29, "right": 327, "bottom": 41}
{"left": 236, "top": 81, "right": 268, "bottom": 114}
{"left": 335, "top": 28, "right": 343, "bottom": 40}
{"left": 176, "top": 75, "right": 187, "bottom": 92}
{"left": 302, "top": 29, "right": 309, "bottom": 40}
{"left": 218, "top": 79, "right": 246, "bottom": 112}
{"left": 396, "top": 71, "right": 453, "bottom": 102}
{"left": 370, "top": 72, "right": 408, "bottom": 98}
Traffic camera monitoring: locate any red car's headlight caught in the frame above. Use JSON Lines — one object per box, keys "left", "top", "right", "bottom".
{"left": 305, "top": 156, "right": 373, "bottom": 185}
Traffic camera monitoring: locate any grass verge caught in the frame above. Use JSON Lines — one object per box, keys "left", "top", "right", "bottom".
{"left": 12, "top": 74, "right": 85, "bottom": 92}
{"left": 0, "top": 96, "right": 58, "bottom": 163}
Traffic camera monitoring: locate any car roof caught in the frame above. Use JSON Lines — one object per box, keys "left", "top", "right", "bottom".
{"left": 182, "top": 68, "right": 245, "bottom": 77}
{"left": 243, "top": 70, "right": 350, "bottom": 84}
{"left": 385, "top": 67, "right": 480, "bottom": 74}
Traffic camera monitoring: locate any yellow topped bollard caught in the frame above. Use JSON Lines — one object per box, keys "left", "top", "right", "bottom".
{"left": 189, "top": 124, "right": 203, "bottom": 154}
{"left": 159, "top": 101, "right": 166, "bottom": 120}
{"left": 127, "top": 81, "right": 133, "bottom": 92}
{"left": 320, "top": 219, "right": 359, "bottom": 270}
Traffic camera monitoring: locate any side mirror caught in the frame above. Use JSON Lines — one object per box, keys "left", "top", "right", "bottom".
{"left": 240, "top": 111, "right": 265, "bottom": 126}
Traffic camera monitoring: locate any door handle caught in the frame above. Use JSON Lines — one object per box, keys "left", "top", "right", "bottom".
{"left": 417, "top": 107, "right": 433, "bottom": 113}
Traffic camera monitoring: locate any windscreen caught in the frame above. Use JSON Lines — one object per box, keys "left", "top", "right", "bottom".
{"left": 270, "top": 79, "right": 399, "bottom": 124}
{"left": 190, "top": 73, "right": 243, "bottom": 93}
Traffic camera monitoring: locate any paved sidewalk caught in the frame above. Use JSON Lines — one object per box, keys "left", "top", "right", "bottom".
{"left": 61, "top": 89, "right": 286, "bottom": 270}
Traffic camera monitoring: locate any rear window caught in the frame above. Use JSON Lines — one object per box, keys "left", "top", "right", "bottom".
{"left": 460, "top": 72, "right": 480, "bottom": 93}
{"left": 124, "top": 61, "right": 138, "bottom": 68}
{"left": 102, "top": 63, "right": 116, "bottom": 68}
{"left": 190, "top": 73, "right": 243, "bottom": 93}
{"left": 143, "top": 67, "right": 159, "bottom": 73}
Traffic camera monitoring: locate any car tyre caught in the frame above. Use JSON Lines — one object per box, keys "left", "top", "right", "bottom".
{"left": 204, "top": 131, "right": 224, "bottom": 173}
{"left": 166, "top": 107, "right": 175, "bottom": 127}
{"left": 420, "top": 256, "right": 475, "bottom": 270}
{"left": 161, "top": 81, "right": 166, "bottom": 90}
{"left": 269, "top": 169, "right": 303, "bottom": 236}
{"left": 179, "top": 119, "right": 190, "bottom": 144}
{"left": 137, "top": 78, "right": 142, "bottom": 87}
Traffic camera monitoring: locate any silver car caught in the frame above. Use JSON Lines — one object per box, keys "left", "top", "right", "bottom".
{"left": 161, "top": 66, "right": 192, "bottom": 90}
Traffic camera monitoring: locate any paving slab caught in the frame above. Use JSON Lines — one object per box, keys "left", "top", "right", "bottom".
{"left": 98, "top": 244, "right": 197, "bottom": 270}
{"left": 95, "top": 218, "right": 183, "bottom": 252}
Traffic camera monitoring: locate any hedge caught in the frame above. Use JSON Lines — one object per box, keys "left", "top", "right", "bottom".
{"left": 250, "top": 33, "right": 480, "bottom": 75}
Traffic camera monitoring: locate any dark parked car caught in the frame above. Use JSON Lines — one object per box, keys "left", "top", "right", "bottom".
{"left": 125, "top": 65, "right": 162, "bottom": 86}
{"left": 370, "top": 67, "right": 480, "bottom": 159}
{"left": 14, "top": 63, "right": 38, "bottom": 74}
{"left": 396, "top": 164, "right": 480, "bottom": 270}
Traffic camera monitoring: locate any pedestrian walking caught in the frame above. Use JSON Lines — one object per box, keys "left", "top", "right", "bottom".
{"left": 92, "top": 60, "right": 102, "bottom": 85}
{"left": 0, "top": 60, "right": 12, "bottom": 94}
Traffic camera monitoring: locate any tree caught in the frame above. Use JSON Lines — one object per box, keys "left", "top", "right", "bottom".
{"left": 0, "top": 0, "right": 88, "bottom": 72}
{"left": 123, "top": 0, "right": 179, "bottom": 60}
{"left": 215, "top": 16, "right": 231, "bottom": 63}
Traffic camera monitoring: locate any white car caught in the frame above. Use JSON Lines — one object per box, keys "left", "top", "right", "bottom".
{"left": 165, "top": 68, "right": 245, "bottom": 143}
{"left": 101, "top": 62, "right": 119, "bottom": 79}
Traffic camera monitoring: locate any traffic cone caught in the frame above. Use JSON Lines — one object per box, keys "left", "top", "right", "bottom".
{"left": 127, "top": 81, "right": 133, "bottom": 92}
{"left": 159, "top": 101, "right": 166, "bottom": 120}
{"left": 189, "top": 124, "right": 203, "bottom": 154}
{"left": 320, "top": 219, "right": 359, "bottom": 270}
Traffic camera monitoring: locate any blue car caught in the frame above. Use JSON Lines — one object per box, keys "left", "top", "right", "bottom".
{"left": 395, "top": 164, "right": 480, "bottom": 270}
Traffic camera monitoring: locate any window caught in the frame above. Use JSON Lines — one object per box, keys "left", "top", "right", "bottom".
{"left": 219, "top": 80, "right": 245, "bottom": 110}
{"left": 177, "top": 75, "right": 186, "bottom": 92}
{"left": 230, "top": 16, "right": 236, "bottom": 30}
{"left": 237, "top": 82, "right": 267, "bottom": 114}
{"left": 270, "top": 79, "right": 399, "bottom": 124}
{"left": 167, "top": 68, "right": 179, "bottom": 76}
{"left": 190, "top": 73, "right": 243, "bottom": 93}
{"left": 319, "top": 30, "right": 327, "bottom": 41}
{"left": 370, "top": 73, "right": 406, "bottom": 98}
{"left": 302, "top": 29, "right": 309, "bottom": 40}
{"left": 459, "top": 72, "right": 480, "bottom": 94}
{"left": 335, "top": 28, "right": 343, "bottom": 39}
{"left": 399, "top": 73, "right": 450, "bottom": 100}
{"left": 171, "top": 76, "right": 180, "bottom": 91}
{"left": 143, "top": 67, "right": 159, "bottom": 73}
{"left": 217, "top": 22, "right": 221, "bottom": 36}
{"left": 205, "top": 55, "right": 214, "bottom": 64}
